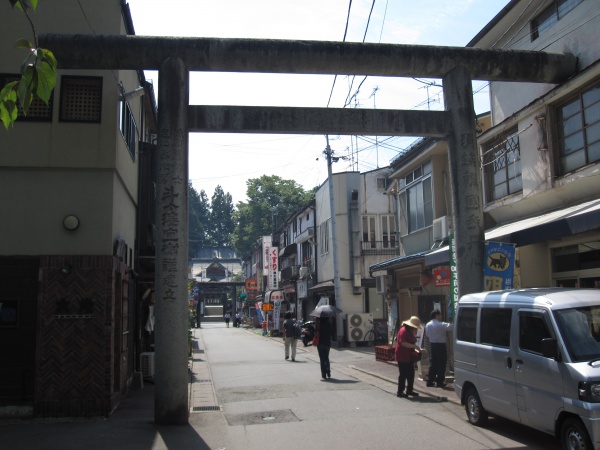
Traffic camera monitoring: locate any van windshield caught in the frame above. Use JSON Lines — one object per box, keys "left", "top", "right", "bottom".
{"left": 554, "top": 307, "right": 600, "bottom": 363}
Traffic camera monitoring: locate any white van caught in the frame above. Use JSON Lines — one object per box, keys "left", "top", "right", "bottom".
{"left": 454, "top": 288, "right": 600, "bottom": 450}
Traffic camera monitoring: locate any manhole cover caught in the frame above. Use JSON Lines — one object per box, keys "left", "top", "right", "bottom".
{"left": 225, "top": 409, "right": 300, "bottom": 426}
{"left": 192, "top": 406, "right": 221, "bottom": 412}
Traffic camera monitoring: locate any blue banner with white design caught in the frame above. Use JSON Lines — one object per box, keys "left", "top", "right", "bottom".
{"left": 483, "top": 241, "right": 516, "bottom": 291}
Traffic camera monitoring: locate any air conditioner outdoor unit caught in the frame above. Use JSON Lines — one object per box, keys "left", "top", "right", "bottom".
{"left": 432, "top": 216, "right": 449, "bottom": 242}
{"left": 346, "top": 313, "right": 373, "bottom": 342}
{"left": 299, "top": 267, "right": 309, "bottom": 279}
{"left": 140, "top": 352, "right": 155, "bottom": 378}
{"left": 376, "top": 275, "right": 387, "bottom": 294}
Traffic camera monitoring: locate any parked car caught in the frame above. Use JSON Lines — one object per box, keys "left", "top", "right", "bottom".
{"left": 454, "top": 288, "right": 600, "bottom": 450}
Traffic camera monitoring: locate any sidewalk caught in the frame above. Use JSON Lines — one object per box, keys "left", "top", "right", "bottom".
{"left": 241, "top": 325, "right": 459, "bottom": 405}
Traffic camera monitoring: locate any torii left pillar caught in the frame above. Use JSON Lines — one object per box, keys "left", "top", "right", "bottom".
{"left": 154, "top": 56, "right": 190, "bottom": 424}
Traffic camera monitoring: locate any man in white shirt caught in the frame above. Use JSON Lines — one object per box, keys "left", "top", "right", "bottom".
{"left": 425, "top": 309, "right": 453, "bottom": 387}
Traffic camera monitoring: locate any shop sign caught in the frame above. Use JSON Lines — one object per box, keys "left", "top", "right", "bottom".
{"left": 433, "top": 268, "right": 450, "bottom": 287}
{"left": 270, "top": 291, "right": 284, "bottom": 302}
{"left": 267, "top": 247, "right": 279, "bottom": 289}
{"left": 483, "top": 241, "right": 516, "bottom": 291}
{"left": 273, "top": 300, "right": 282, "bottom": 329}
{"left": 297, "top": 280, "right": 308, "bottom": 298}
{"left": 245, "top": 278, "right": 257, "bottom": 291}
{"left": 449, "top": 234, "right": 458, "bottom": 318}
{"left": 262, "top": 303, "right": 274, "bottom": 312}
{"left": 257, "top": 269, "right": 263, "bottom": 292}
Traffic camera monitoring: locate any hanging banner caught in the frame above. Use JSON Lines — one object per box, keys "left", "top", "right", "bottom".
{"left": 449, "top": 234, "right": 458, "bottom": 318}
{"left": 484, "top": 241, "right": 516, "bottom": 291}
{"left": 267, "top": 247, "right": 279, "bottom": 289}
{"left": 255, "top": 302, "right": 264, "bottom": 322}
{"left": 273, "top": 300, "right": 282, "bottom": 329}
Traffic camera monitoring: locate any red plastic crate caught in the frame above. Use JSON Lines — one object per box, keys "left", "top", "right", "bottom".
{"left": 375, "top": 345, "right": 394, "bottom": 362}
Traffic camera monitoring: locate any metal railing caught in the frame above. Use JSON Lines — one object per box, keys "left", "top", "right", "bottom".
{"left": 361, "top": 240, "right": 400, "bottom": 256}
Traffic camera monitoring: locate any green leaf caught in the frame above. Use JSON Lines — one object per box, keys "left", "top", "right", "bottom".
{"left": 13, "top": 0, "right": 37, "bottom": 11}
{"left": 40, "top": 49, "right": 58, "bottom": 71}
{"left": 0, "top": 81, "right": 19, "bottom": 102}
{"left": 20, "top": 64, "right": 35, "bottom": 91}
{"left": 0, "top": 99, "right": 18, "bottom": 129}
{"left": 15, "top": 38, "right": 34, "bottom": 49}
{"left": 17, "top": 79, "right": 33, "bottom": 116}
{"left": 35, "top": 61, "right": 56, "bottom": 103}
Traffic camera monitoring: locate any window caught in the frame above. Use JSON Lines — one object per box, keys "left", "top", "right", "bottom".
{"left": 483, "top": 128, "right": 522, "bottom": 201}
{"left": 519, "top": 312, "right": 552, "bottom": 355}
{"left": 381, "top": 215, "right": 396, "bottom": 249}
{"left": 362, "top": 215, "right": 376, "bottom": 248}
{"left": 531, "top": 0, "right": 583, "bottom": 41}
{"left": 456, "top": 307, "right": 477, "bottom": 343}
{"left": 376, "top": 177, "right": 388, "bottom": 191}
{"left": 556, "top": 83, "right": 600, "bottom": 175}
{"left": 480, "top": 308, "right": 512, "bottom": 347}
{"left": 555, "top": 306, "right": 600, "bottom": 362}
{"left": 319, "top": 219, "right": 329, "bottom": 255}
{"left": 399, "top": 162, "right": 433, "bottom": 234}
{"left": 60, "top": 76, "right": 102, "bottom": 123}
{"left": 0, "top": 74, "right": 53, "bottom": 122}
{"left": 119, "top": 100, "right": 137, "bottom": 160}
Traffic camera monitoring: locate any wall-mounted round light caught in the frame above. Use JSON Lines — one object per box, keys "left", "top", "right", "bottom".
{"left": 63, "top": 215, "right": 80, "bottom": 231}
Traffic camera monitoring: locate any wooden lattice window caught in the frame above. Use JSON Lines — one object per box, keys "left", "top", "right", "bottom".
{"left": 0, "top": 74, "right": 53, "bottom": 122}
{"left": 59, "top": 76, "right": 102, "bottom": 123}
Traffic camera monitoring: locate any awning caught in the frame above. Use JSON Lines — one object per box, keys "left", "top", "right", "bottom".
{"left": 486, "top": 198, "right": 600, "bottom": 246}
{"left": 424, "top": 198, "right": 600, "bottom": 267}
{"left": 308, "top": 281, "right": 334, "bottom": 292}
{"left": 279, "top": 244, "right": 297, "bottom": 258}
{"left": 369, "top": 251, "right": 430, "bottom": 272}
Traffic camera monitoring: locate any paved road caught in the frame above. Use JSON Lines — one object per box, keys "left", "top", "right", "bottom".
{"left": 0, "top": 323, "right": 561, "bottom": 449}
{"left": 192, "top": 323, "right": 560, "bottom": 450}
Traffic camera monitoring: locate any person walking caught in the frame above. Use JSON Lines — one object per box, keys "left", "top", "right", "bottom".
{"left": 282, "top": 312, "right": 298, "bottom": 361}
{"left": 235, "top": 311, "right": 242, "bottom": 328}
{"left": 425, "top": 309, "right": 453, "bottom": 388}
{"left": 395, "top": 316, "right": 422, "bottom": 398}
{"left": 224, "top": 312, "right": 231, "bottom": 328}
{"left": 316, "top": 317, "right": 336, "bottom": 380}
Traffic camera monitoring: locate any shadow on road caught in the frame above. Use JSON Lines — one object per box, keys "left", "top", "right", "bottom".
{"left": 466, "top": 415, "right": 560, "bottom": 450}
{"left": 323, "top": 379, "right": 360, "bottom": 384}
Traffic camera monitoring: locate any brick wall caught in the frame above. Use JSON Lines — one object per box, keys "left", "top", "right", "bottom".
{"left": 35, "top": 256, "right": 130, "bottom": 417}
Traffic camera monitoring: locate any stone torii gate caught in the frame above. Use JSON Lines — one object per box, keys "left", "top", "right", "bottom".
{"left": 40, "top": 34, "right": 576, "bottom": 424}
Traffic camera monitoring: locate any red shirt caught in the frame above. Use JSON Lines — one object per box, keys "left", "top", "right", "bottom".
{"left": 395, "top": 326, "right": 416, "bottom": 363}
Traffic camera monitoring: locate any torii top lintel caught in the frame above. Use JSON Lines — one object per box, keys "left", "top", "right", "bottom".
{"left": 39, "top": 34, "right": 576, "bottom": 83}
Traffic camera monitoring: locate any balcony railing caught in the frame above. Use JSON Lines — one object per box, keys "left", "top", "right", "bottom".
{"left": 361, "top": 240, "right": 400, "bottom": 256}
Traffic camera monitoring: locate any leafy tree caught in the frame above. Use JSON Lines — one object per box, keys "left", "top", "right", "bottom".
{"left": 188, "top": 183, "right": 210, "bottom": 258}
{"left": 209, "top": 185, "right": 235, "bottom": 247}
{"left": 1, "top": 0, "right": 57, "bottom": 129}
{"left": 233, "top": 175, "right": 313, "bottom": 259}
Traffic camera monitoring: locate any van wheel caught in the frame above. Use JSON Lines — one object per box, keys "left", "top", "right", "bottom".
{"left": 465, "top": 388, "right": 488, "bottom": 426}
{"left": 561, "top": 418, "right": 592, "bottom": 450}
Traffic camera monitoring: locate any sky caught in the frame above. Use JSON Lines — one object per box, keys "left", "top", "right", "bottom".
{"left": 126, "top": 0, "right": 511, "bottom": 205}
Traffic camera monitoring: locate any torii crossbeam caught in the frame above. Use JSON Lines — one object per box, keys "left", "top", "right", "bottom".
{"left": 40, "top": 33, "right": 576, "bottom": 425}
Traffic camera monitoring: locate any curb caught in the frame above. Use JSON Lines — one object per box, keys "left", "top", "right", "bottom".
{"left": 348, "top": 364, "right": 455, "bottom": 404}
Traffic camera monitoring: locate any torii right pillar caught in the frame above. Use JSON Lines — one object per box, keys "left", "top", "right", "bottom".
{"left": 443, "top": 66, "right": 485, "bottom": 298}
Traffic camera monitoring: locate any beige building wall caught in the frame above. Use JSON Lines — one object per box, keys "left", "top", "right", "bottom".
{"left": 0, "top": 1, "right": 142, "bottom": 259}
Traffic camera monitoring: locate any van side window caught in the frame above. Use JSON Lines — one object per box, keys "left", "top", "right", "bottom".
{"left": 480, "top": 308, "right": 512, "bottom": 347}
{"left": 457, "top": 307, "right": 477, "bottom": 343}
{"left": 520, "top": 312, "right": 552, "bottom": 354}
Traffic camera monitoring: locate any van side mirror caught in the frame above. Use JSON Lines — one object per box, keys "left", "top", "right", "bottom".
{"left": 541, "top": 338, "right": 559, "bottom": 360}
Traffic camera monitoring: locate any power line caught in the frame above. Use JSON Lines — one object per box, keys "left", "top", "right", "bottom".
{"left": 326, "top": 0, "right": 353, "bottom": 107}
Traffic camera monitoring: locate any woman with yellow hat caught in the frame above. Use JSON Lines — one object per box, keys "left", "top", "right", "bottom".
{"left": 395, "top": 316, "right": 422, "bottom": 398}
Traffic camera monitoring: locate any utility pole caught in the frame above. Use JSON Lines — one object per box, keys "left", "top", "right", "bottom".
{"left": 324, "top": 135, "right": 344, "bottom": 343}
{"left": 369, "top": 87, "right": 380, "bottom": 168}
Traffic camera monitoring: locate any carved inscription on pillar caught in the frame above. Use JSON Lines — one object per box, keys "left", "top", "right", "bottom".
{"left": 158, "top": 127, "right": 186, "bottom": 304}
